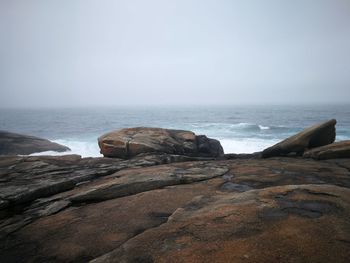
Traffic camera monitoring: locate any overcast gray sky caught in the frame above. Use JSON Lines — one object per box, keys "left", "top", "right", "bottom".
{"left": 1, "top": 0, "right": 350, "bottom": 107}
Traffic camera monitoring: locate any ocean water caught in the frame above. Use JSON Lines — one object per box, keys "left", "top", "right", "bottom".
{"left": 1, "top": 105, "right": 350, "bottom": 157}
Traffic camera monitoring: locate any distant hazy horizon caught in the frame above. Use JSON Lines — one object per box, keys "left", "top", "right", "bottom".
{"left": 1, "top": 102, "right": 350, "bottom": 110}
{"left": 1, "top": 105, "right": 350, "bottom": 156}
{"left": 1, "top": 0, "right": 350, "bottom": 108}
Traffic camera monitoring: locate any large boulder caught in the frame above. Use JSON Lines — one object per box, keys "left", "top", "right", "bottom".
{"left": 0, "top": 131, "right": 70, "bottom": 155}
{"left": 98, "top": 127, "right": 224, "bottom": 158}
{"left": 303, "top": 140, "right": 350, "bottom": 160}
{"left": 262, "top": 119, "right": 336, "bottom": 158}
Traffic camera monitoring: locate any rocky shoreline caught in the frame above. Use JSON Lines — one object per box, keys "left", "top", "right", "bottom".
{"left": 1, "top": 120, "right": 350, "bottom": 262}
{"left": 0, "top": 131, "right": 70, "bottom": 156}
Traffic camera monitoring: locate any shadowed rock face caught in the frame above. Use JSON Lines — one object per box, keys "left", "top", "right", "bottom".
{"left": 303, "top": 140, "right": 350, "bottom": 160}
{"left": 0, "top": 131, "right": 70, "bottom": 155}
{"left": 98, "top": 127, "right": 224, "bottom": 159}
{"left": 262, "top": 119, "right": 336, "bottom": 158}
{"left": 1, "top": 155, "right": 350, "bottom": 263}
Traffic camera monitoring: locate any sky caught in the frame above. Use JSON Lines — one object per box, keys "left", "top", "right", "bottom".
{"left": 1, "top": 0, "right": 350, "bottom": 107}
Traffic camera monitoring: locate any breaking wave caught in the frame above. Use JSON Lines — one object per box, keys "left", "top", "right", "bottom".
{"left": 29, "top": 136, "right": 279, "bottom": 157}
{"left": 30, "top": 139, "right": 102, "bottom": 158}
{"left": 219, "top": 138, "right": 279, "bottom": 154}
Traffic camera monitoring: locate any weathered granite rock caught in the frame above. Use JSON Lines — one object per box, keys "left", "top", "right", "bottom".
{"left": 0, "top": 153, "right": 210, "bottom": 210}
{"left": 0, "top": 131, "right": 70, "bottom": 155}
{"left": 98, "top": 127, "right": 224, "bottom": 158}
{"left": 262, "top": 119, "right": 336, "bottom": 158}
{"left": 70, "top": 163, "right": 228, "bottom": 203}
{"left": 1, "top": 154, "right": 350, "bottom": 263}
{"left": 92, "top": 184, "right": 350, "bottom": 263}
{"left": 303, "top": 140, "right": 350, "bottom": 160}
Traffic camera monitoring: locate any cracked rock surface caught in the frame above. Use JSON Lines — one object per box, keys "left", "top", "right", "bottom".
{"left": 0, "top": 154, "right": 350, "bottom": 262}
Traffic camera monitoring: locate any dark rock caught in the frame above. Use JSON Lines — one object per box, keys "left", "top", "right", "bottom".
{"left": 196, "top": 135, "right": 223, "bottom": 157}
{"left": 98, "top": 127, "right": 224, "bottom": 159}
{"left": 262, "top": 119, "right": 336, "bottom": 158}
{"left": 220, "top": 182, "right": 252, "bottom": 192}
{"left": 0, "top": 131, "right": 70, "bottom": 155}
{"left": 303, "top": 140, "right": 350, "bottom": 160}
{"left": 223, "top": 152, "right": 261, "bottom": 159}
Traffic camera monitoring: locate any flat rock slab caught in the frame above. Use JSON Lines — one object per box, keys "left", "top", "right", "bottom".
{"left": 0, "top": 131, "right": 70, "bottom": 155}
{"left": 70, "top": 162, "right": 229, "bottom": 203}
{"left": 0, "top": 153, "right": 206, "bottom": 209}
{"left": 224, "top": 157, "right": 350, "bottom": 189}
{"left": 0, "top": 155, "right": 123, "bottom": 208}
{"left": 93, "top": 184, "right": 350, "bottom": 263}
{"left": 262, "top": 119, "right": 336, "bottom": 158}
{"left": 98, "top": 127, "right": 224, "bottom": 158}
{"left": 303, "top": 140, "right": 350, "bottom": 160}
{"left": 0, "top": 154, "right": 220, "bottom": 239}
{"left": 0, "top": 179, "right": 224, "bottom": 263}
{"left": 1, "top": 156, "right": 350, "bottom": 262}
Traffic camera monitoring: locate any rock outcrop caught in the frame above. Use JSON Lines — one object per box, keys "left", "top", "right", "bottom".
{"left": 0, "top": 131, "right": 70, "bottom": 155}
{"left": 1, "top": 122, "right": 350, "bottom": 263}
{"left": 303, "top": 140, "right": 350, "bottom": 160}
{"left": 93, "top": 184, "right": 350, "bottom": 263}
{"left": 1, "top": 154, "right": 350, "bottom": 263}
{"left": 70, "top": 163, "right": 228, "bottom": 203}
{"left": 262, "top": 119, "right": 336, "bottom": 158}
{"left": 98, "top": 127, "right": 224, "bottom": 158}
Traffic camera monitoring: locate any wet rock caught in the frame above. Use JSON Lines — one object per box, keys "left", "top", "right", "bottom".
{"left": 303, "top": 140, "right": 350, "bottom": 160}
{"left": 0, "top": 131, "right": 70, "bottom": 155}
{"left": 262, "top": 119, "right": 336, "bottom": 158}
{"left": 98, "top": 127, "right": 224, "bottom": 158}
{"left": 220, "top": 182, "right": 252, "bottom": 192}
{"left": 223, "top": 152, "right": 261, "bottom": 159}
{"left": 221, "top": 157, "right": 350, "bottom": 190}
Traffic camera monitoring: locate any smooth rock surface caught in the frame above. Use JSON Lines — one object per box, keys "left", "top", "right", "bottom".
{"left": 0, "top": 131, "right": 70, "bottom": 155}
{"left": 303, "top": 140, "right": 350, "bottom": 160}
{"left": 70, "top": 163, "right": 228, "bottom": 203}
{"left": 93, "top": 184, "right": 350, "bottom": 263}
{"left": 1, "top": 155, "right": 350, "bottom": 262}
{"left": 98, "top": 127, "right": 224, "bottom": 158}
{"left": 262, "top": 119, "right": 336, "bottom": 158}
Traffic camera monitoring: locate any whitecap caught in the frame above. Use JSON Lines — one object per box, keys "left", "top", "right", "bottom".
{"left": 30, "top": 139, "right": 102, "bottom": 158}
{"left": 258, "top": 125, "right": 270, "bottom": 130}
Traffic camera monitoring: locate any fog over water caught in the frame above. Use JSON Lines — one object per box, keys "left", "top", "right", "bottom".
{"left": 1, "top": 0, "right": 350, "bottom": 108}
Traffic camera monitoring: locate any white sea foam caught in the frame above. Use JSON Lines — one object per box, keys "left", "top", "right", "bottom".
{"left": 219, "top": 138, "right": 279, "bottom": 154}
{"left": 29, "top": 139, "right": 102, "bottom": 158}
{"left": 258, "top": 125, "right": 270, "bottom": 130}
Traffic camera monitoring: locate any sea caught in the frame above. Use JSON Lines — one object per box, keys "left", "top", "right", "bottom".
{"left": 1, "top": 105, "right": 350, "bottom": 157}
